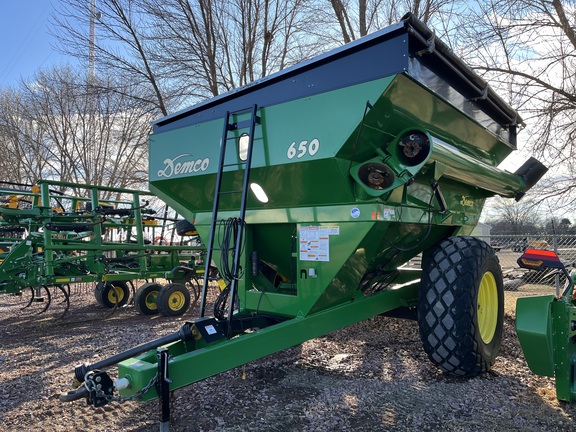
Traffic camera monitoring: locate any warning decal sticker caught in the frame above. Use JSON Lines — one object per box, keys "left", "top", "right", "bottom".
{"left": 299, "top": 226, "right": 339, "bottom": 262}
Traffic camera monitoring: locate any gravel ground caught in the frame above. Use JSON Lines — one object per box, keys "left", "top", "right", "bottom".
{"left": 1, "top": 283, "right": 575, "bottom": 432}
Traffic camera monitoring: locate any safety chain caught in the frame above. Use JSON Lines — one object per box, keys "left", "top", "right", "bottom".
{"left": 84, "top": 371, "right": 159, "bottom": 404}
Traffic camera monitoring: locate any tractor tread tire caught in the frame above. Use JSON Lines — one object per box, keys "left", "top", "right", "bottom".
{"left": 418, "top": 236, "right": 504, "bottom": 378}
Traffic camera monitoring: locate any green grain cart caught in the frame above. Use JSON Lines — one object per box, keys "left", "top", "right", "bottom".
{"left": 60, "top": 13, "right": 550, "bottom": 426}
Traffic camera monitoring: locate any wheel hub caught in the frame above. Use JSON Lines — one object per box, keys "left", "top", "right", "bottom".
{"left": 169, "top": 291, "right": 186, "bottom": 311}
{"left": 478, "top": 271, "right": 498, "bottom": 344}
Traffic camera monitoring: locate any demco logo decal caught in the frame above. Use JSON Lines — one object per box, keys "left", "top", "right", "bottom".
{"left": 157, "top": 154, "right": 210, "bottom": 178}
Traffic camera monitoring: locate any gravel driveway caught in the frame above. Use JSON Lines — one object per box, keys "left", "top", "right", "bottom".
{"left": 1, "top": 284, "right": 575, "bottom": 432}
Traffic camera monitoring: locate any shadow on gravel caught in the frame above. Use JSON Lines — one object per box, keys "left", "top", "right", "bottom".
{"left": 157, "top": 315, "right": 576, "bottom": 432}
{"left": 2, "top": 294, "right": 576, "bottom": 431}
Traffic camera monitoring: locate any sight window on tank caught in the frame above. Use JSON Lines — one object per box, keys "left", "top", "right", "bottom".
{"left": 238, "top": 133, "right": 250, "bottom": 161}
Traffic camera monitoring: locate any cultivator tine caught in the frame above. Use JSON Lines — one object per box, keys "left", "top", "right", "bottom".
{"left": 126, "top": 280, "right": 136, "bottom": 306}
{"left": 21, "top": 287, "right": 36, "bottom": 310}
{"left": 19, "top": 286, "right": 53, "bottom": 314}
{"left": 54, "top": 284, "right": 70, "bottom": 305}
{"left": 36, "top": 286, "right": 52, "bottom": 315}
{"left": 54, "top": 285, "right": 70, "bottom": 319}
{"left": 14, "top": 285, "right": 70, "bottom": 318}
{"left": 103, "top": 296, "right": 121, "bottom": 318}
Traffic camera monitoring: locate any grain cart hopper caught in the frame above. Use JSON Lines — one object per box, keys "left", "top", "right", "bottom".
{"left": 60, "top": 13, "right": 547, "bottom": 424}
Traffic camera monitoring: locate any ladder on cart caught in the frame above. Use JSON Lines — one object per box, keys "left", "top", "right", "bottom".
{"left": 198, "top": 104, "right": 260, "bottom": 333}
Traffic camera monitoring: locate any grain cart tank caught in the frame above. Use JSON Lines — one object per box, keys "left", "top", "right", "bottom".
{"left": 60, "top": 13, "right": 547, "bottom": 424}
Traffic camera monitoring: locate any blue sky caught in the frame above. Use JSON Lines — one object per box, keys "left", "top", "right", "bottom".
{"left": 0, "top": 1, "right": 71, "bottom": 87}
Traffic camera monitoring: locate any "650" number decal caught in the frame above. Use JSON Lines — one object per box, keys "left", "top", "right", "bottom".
{"left": 287, "top": 139, "right": 320, "bottom": 159}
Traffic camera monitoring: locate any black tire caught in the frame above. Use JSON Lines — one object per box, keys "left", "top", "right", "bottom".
{"left": 94, "top": 281, "right": 130, "bottom": 308}
{"left": 418, "top": 236, "right": 504, "bottom": 377}
{"left": 134, "top": 282, "right": 162, "bottom": 315}
{"left": 157, "top": 283, "right": 191, "bottom": 316}
{"left": 175, "top": 220, "right": 198, "bottom": 236}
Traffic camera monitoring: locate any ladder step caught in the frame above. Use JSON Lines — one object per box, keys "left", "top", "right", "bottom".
{"left": 227, "top": 117, "right": 261, "bottom": 131}
{"left": 199, "top": 104, "right": 259, "bottom": 321}
{"left": 218, "top": 190, "right": 242, "bottom": 195}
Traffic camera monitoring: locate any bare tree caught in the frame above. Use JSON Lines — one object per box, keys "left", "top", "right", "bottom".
{"left": 51, "top": 0, "right": 469, "bottom": 110}
{"left": 455, "top": 1, "right": 576, "bottom": 208}
{"left": 0, "top": 88, "right": 50, "bottom": 184}
{"left": 1, "top": 66, "right": 152, "bottom": 195}
{"left": 52, "top": 0, "right": 316, "bottom": 106}
{"left": 51, "top": 0, "right": 170, "bottom": 115}
{"left": 141, "top": 0, "right": 314, "bottom": 97}
{"left": 544, "top": 216, "right": 574, "bottom": 234}
{"left": 484, "top": 196, "right": 543, "bottom": 235}
{"left": 318, "top": 0, "right": 463, "bottom": 44}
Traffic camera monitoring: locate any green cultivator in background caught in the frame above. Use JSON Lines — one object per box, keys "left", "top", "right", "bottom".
{"left": 0, "top": 180, "right": 206, "bottom": 317}
{"left": 59, "top": 13, "right": 554, "bottom": 428}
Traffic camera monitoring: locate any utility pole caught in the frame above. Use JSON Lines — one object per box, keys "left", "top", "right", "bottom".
{"left": 89, "top": 0, "right": 98, "bottom": 81}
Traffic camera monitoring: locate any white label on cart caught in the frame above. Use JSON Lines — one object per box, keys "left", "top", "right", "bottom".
{"left": 383, "top": 208, "right": 394, "bottom": 220}
{"left": 205, "top": 325, "right": 217, "bottom": 335}
{"left": 299, "top": 226, "right": 338, "bottom": 262}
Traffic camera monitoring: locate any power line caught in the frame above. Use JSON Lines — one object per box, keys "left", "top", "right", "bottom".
{"left": 0, "top": 2, "right": 52, "bottom": 85}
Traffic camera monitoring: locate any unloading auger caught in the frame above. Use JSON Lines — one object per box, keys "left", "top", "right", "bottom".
{"left": 59, "top": 13, "right": 550, "bottom": 429}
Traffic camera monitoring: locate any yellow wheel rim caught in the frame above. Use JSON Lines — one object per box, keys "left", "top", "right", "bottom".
{"left": 107, "top": 286, "right": 125, "bottom": 304}
{"left": 145, "top": 291, "right": 158, "bottom": 311}
{"left": 168, "top": 291, "right": 186, "bottom": 311}
{"left": 478, "top": 271, "right": 498, "bottom": 344}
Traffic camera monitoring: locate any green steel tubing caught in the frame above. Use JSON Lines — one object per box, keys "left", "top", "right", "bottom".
{"left": 428, "top": 136, "right": 525, "bottom": 198}
{"left": 36, "top": 179, "right": 153, "bottom": 196}
{"left": 118, "top": 279, "right": 420, "bottom": 401}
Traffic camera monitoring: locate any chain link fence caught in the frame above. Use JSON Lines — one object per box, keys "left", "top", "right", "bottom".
{"left": 479, "top": 234, "right": 576, "bottom": 315}
{"left": 402, "top": 234, "right": 575, "bottom": 315}
{"left": 482, "top": 234, "right": 576, "bottom": 315}
{"left": 477, "top": 234, "right": 575, "bottom": 294}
